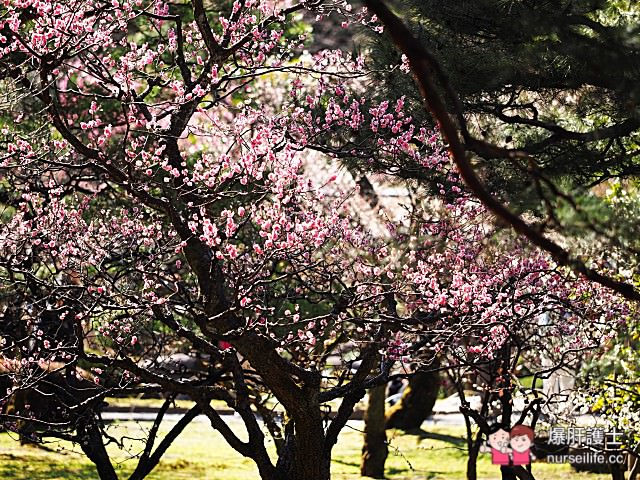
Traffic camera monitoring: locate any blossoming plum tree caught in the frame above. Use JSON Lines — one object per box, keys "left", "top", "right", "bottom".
{"left": 0, "top": 2, "right": 632, "bottom": 480}
{"left": 363, "top": 176, "right": 630, "bottom": 480}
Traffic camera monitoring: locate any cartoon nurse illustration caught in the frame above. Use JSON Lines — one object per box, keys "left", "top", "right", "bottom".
{"left": 480, "top": 425, "right": 511, "bottom": 465}
{"left": 509, "top": 424, "right": 535, "bottom": 465}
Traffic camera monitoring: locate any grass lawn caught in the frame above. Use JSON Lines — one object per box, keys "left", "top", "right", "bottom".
{"left": 103, "top": 397, "right": 224, "bottom": 411}
{"left": 0, "top": 419, "right": 611, "bottom": 480}
{"left": 103, "top": 396, "right": 359, "bottom": 414}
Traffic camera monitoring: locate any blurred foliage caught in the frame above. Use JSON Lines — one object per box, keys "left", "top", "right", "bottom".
{"left": 353, "top": 0, "right": 640, "bottom": 273}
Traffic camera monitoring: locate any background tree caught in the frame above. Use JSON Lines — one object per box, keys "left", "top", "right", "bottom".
{"left": 360, "top": 0, "right": 640, "bottom": 303}
{"left": 358, "top": 3, "right": 640, "bottom": 479}
{"left": 360, "top": 383, "right": 387, "bottom": 479}
{"left": 343, "top": 149, "right": 633, "bottom": 479}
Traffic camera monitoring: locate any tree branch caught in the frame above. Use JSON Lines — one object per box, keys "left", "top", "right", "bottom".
{"left": 129, "top": 404, "right": 202, "bottom": 480}
{"left": 364, "top": 0, "right": 640, "bottom": 302}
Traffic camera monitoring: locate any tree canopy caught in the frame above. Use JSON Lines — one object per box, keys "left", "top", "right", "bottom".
{"left": 362, "top": 0, "right": 640, "bottom": 303}
{"left": 0, "top": 2, "right": 637, "bottom": 480}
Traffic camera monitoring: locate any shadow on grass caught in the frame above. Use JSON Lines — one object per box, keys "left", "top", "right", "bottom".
{"left": 385, "top": 467, "right": 439, "bottom": 479}
{"left": 332, "top": 458, "right": 439, "bottom": 479}
{"left": 0, "top": 453, "right": 99, "bottom": 480}
{"left": 332, "top": 457, "right": 360, "bottom": 468}
{"left": 398, "top": 428, "right": 467, "bottom": 447}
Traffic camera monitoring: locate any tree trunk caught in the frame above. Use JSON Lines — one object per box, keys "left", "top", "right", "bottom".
{"left": 385, "top": 370, "right": 439, "bottom": 430}
{"left": 78, "top": 418, "right": 119, "bottom": 480}
{"left": 361, "top": 385, "right": 388, "bottom": 478}
{"left": 610, "top": 461, "right": 625, "bottom": 480}
{"left": 275, "top": 410, "right": 330, "bottom": 480}
{"left": 499, "top": 465, "right": 535, "bottom": 480}
{"left": 291, "top": 415, "right": 328, "bottom": 480}
{"left": 501, "top": 465, "right": 517, "bottom": 480}
{"left": 467, "top": 440, "right": 480, "bottom": 480}
{"left": 513, "top": 466, "right": 535, "bottom": 479}
{"left": 629, "top": 451, "right": 639, "bottom": 480}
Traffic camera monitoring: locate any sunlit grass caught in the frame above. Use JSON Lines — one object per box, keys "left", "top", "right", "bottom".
{"left": 0, "top": 421, "right": 611, "bottom": 479}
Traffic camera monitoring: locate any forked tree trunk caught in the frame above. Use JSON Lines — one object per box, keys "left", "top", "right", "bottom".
{"left": 385, "top": 370, "right": 439, "bottom": 430}
{"left": 361, "top": 385, "right": 388, "bottom": 478}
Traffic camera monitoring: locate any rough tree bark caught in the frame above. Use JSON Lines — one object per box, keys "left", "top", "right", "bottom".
{"left": 361, "top": 385, "right": 388, "bottom": 478}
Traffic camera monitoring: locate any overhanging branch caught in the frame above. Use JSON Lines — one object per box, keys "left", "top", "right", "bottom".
{"left": 364, "top": 0, "right": 640, "bottom": 302}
